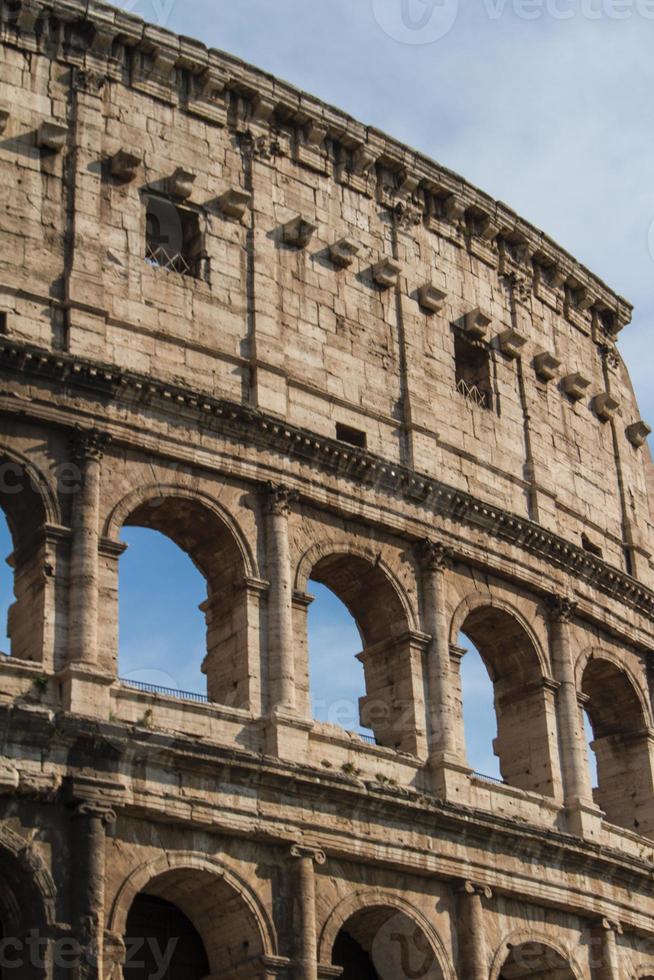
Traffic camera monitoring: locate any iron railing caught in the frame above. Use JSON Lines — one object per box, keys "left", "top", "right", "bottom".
{"left": 120, "top": 678, "right": 210, "bottom": 704}
{"left": 145, "top": 242, "right": 193, "bottom": 276}
{"left": 457, "top": 377, "right": 490, "bottom": 409}
{"left": 473, "top": 770, "right": 505, "bottom": 786}
{"left": 356, "top": 732, "right": 377, "bottom": 746}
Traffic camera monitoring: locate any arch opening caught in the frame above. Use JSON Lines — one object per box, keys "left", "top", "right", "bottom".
{"left": 497, "top": 940, "right": 576, "bottom": 979}
{"left": 457, "top": 605, "right": 558, "bottom": 797}
{"left": 122, "top": 867, "right": 267, "bottom": 980}
{"left": 0, "top": 843, "right": 52, "bottom": 980}
{"left": 307, "top": 581, "right": 373, "bottom": 739}
{"left": 117, "top": 495, "right": 255, "bottom": 709}
{"left": 306, "top": 553, "right": 424, "bottom": 755}
{"left": 582, "top": 657, "right": 654, "bottom": 835}
{"left": 459, "top": 637, "right": 500, "bottom": 781}
{"left": 331, "top": 906, "right": 445, "bottom": 980}
{"left": 0, "top": 456, "right": 50, "bottom": 663}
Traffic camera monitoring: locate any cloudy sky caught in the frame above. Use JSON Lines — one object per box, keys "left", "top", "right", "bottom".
{"left": 6, "top": 0, "right": 649, "bottom": 780}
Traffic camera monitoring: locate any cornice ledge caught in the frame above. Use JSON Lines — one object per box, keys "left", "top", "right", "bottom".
{"left": 0, "top": 338, "right": 652, "bottom": 619}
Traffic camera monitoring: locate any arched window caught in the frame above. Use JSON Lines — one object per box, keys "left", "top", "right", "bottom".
{"left": 307, "top": 581, "right": 372, "bottom": 739}
{"left": 459, "top": 635, "right": 501, "bottom": 781}
{"left": 116, "top": 494, "right": 255, "bottom": 709}
{"left": 119, "top": 527, "right": 207, "bottom": 695}
{"left": 0, "top": 454, "right": 51, "bottom": 664}
{"left": 582, "top": 657, "right": 654, "bottom": 835}
{"left": 303, "top": 552, "right": 424, "bottom": 756}
{"left": 0, "top": 512, "right": 12, "bottom": 656}
{"left": 456, "top": 605, "right": 559, "bottom": 797}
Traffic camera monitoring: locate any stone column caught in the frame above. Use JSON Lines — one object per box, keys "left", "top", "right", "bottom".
{"left": 548, "top": 597, "right": 593, "bottom": 808}
{"left": 73, "top": 801, "right": 116, "bottom": 980}
{"left": 290, "top": 845, "right": 326, "bottom": 980}
{"left": 417, "top": 540, "right": 458, "bottom": 763}
{"left": 455, "top": 881, "right": 492, "bottom": 980}
{"left": 590, "top": 919, "right": 622, "bottom": 980}
{"left": 68, "top": 429, "right": 110, "bottom": 665}
{"left": 265, "top": 483, "right": 298, "bottom": 713}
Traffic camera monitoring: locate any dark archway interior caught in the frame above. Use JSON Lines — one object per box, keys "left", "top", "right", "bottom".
{"left": 124, "top": 894, "right": 209, "bottom": 980}
{"left": 123, "top": 868, "right": 266, "bottom": 978}
{"left": 331, "top": 907, "right": 442, "bottom": 980}
{"left": 498, "top": 941, "right": 575, "bottom": 978}
{"left": 334, "top": 929, "right": 380, "bottom": 980}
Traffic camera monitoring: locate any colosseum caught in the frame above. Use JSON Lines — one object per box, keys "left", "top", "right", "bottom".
{"left": 0, "top": 0, "right": 653, "bottom": 977}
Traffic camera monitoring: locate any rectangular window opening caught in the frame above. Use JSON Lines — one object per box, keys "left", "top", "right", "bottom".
{"left": 0, "top": 312, "right": 7, "bottom": 336}
{"left": 454, "top": 331, "right": 492, "bottom": 410}
{"left": 145, "top": 194, "right": 204, "bottom": 278}
{"left": 336, "top": 423, "right": 367, "bottom": 449}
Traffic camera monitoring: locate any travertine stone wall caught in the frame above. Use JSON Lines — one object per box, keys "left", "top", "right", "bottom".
{"left": 1, "top": 2, "right": 654, "bottom": 979}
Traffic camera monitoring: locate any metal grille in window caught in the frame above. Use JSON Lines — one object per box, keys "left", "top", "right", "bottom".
{"left": 457, "top": 377, "right": 490, "bottom": 409}
{"left": 145, "top": 195, "right": 203, "bottom": 279}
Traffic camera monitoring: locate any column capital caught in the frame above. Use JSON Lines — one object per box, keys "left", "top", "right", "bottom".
{"left": 457, "top": 880, "right": 493, "bottom": 899}
{"left": 449, "top": 643, "right": 467, "bottom": 665}
{"left": 417, "top": 538, "right": 452, "bottom": 572}
{"left": 73, "top": 801, "right": 117, "bottom": 827}
{"left": 548, "top": 594, "right": 578, "bottom": 624}
{"left": 593, "top": 918, "right": 623, "bottom": 935}
{"left": 71, "top": 426, "right": 112, "bottom": 463}
{"left": 265, "top": 481, "right": 299, "bottom": 516}
{"left": 290, "top": 844, "right": 326, "bottom": 865}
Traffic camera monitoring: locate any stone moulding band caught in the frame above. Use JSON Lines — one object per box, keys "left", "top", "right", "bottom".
{"left": 0, "top": 0, "right": 632, "bottom": 328}
{"left": 0, "top": 337, "right": 651, "bottom": 620}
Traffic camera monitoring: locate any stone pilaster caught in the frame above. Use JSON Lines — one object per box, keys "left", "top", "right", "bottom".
{"left": 68, "top": 428, "right": 110, "bottom": 665}
{"left": 72, "top": 801, "right": 116, "bottom": 980}
{"left": 417, "top": 540, "right": 458, "bottom": 761}
{"left": 265, "top": 483, "right": 298, "bottom": 713}
{"left": 290, "top": 845, "right": 326, "bottom": 980}
{"left": 589, "top": 919, "right": 623, "bottom": 980}
{"left": 455, "top": 881, "right": 492, "bottom": 980}
{"left": 548, "top": 596, "right": 600, "bottom": 836}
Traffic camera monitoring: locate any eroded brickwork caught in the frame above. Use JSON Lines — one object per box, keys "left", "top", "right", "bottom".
{"left": 1, "top": 2, "right": 654, "bottom": 978}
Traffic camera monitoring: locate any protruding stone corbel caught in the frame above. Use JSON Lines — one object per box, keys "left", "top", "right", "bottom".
{"left": 295, "top": 120, "right": 329, "bottom": 173}
{"left": 562, "top": 372, "right": 591, "bottom": 401}
{"left": 329, "top": 237, "right": 360, "bottom": 269}
{"left": 187, "top": 65, "right": 228, "bottom": 125}
{"left": 464, "top": 308, "right": 491, "bottom": 340}
{"left": 417, "top": 284, "right": 446, "bottom": 314}
{"left": 592, "top": 392, "right": 620, "bottom": 422}
{"left": 372, "top": 258, "right": 401, "bottom": 288}
{"left": 251, "top": 93, "right": 277, "bottom": 127}
{"left": 90, "top": 25, "right": 117, "bottom": 58}
{"left": 0, "top": 108, "right": 9, "bottom": 135}
{"left": 166, "top": 168, "right": 196, "bottom": 200}
{"left": 351, "top": 143, "right": 377, "bottom": 177}
{"left": 626, "top": 420, "right": 652, "bottom": 448}
{"left": 37, "top": 120, "right": 68, "bottom": 152}
{"left": 15, "top": 0, "right": 41, "bottom": 33}
{"left": 216, "top": 188, "right": 252, "bottom": 220}
{"left": 282, "top": 216, "right": 317, "bottom": 249}
{"left": 533, "top": 350, "right": 561, "bottom": 382}
{"left": 110, "top": 149, "right": 142, "bottom": 182}
{"left": 496, "top": 328, "right": 527, "bottom": 359}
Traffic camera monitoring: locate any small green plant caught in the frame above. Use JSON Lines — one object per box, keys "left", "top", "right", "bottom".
{"left": 34, "top": 675, "right": 49, "bottom": 695}
{"left": 137, "top": 708, "right": 153, "bottom": 728}
{"left": 341, "top": 762, "right": 360, "bottom": 776}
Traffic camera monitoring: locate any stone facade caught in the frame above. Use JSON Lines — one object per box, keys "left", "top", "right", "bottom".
{"left": 0, "top": 1, "right": 654, "bottom": 978}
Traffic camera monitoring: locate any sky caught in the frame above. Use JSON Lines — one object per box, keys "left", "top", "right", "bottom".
{"left": 4, "top": 0, "right": 646, "bottom": 782}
